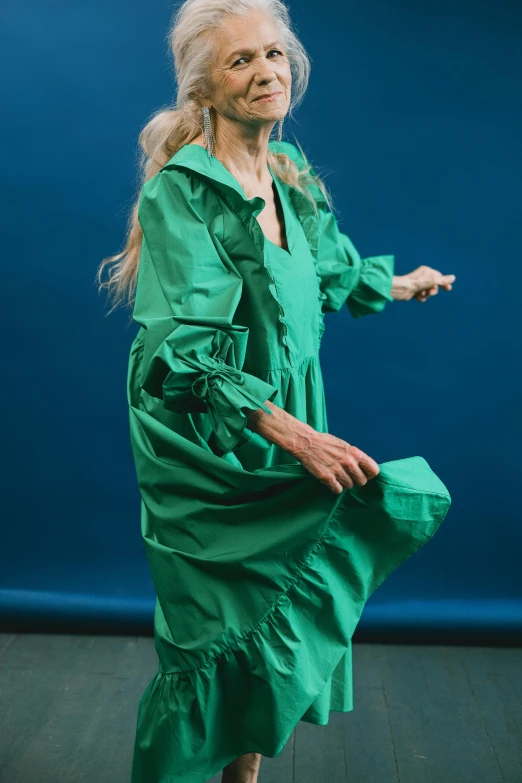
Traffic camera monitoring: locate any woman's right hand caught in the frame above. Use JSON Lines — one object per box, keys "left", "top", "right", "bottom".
{"left": 289, "top": 428, "right": 380, "bottom": 494}
{"left": 246, "top": 401, "right": 380, "bottom": 495}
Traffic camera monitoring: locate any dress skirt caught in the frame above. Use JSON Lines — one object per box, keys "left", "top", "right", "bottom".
{"left": 128, "top": 338, "right": 450, "bottom": 783}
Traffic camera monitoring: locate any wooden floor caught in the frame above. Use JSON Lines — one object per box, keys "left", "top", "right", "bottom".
{"left": 1, "top": 633, "right": 521, "bottom": 782}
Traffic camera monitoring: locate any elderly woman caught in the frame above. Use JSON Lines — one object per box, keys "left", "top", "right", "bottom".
{"left": 99, "top": 1, "right": 454, "bottom": 781}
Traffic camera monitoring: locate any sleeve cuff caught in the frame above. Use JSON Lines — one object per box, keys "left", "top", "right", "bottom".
{"left": 346, "top": 254, "right": 395, "bottom": 319}
{"left": 193, "top": 361, "right": 279, "bottom": 455}
{"left": 140, "top": 322, "right": 280, "bottom": 456}
{"left": 162, "top": 357, "right": 279, "bottom": 455}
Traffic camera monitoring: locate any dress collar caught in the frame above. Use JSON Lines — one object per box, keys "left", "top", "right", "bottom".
{"left": 161, "top": 139, "right": 325, "bottom": 217}
{"left": 162, "top": 140, "right": 283, "bottom": 208}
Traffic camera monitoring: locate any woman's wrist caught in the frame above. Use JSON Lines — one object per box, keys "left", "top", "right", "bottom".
{"left": 391, "top": 274, "right": 414, "bottom": 301}
{"left": 245, "top": 401, "right": 316, "bottom": 454}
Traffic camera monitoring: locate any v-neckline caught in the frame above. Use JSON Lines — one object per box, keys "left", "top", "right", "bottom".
{"left": 184, "top": 147, "right": 294, "bottom": 258}
{"left": 265, "top": 170, "right": 292, "bottom": 257}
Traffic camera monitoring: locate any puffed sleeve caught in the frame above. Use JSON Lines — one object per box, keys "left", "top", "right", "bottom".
{"left": 280, "top": 142, "right": 395, "bottom": 318}
{"left": 314, "top": 208, "right": 395, "bottom": 319}
{"left": 133, "top": 167, "right": 279, "bottom": 456}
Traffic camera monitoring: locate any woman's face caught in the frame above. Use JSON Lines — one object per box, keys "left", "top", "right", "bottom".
{"left": 207, "top": 10, "right": 292, "bottom": 128}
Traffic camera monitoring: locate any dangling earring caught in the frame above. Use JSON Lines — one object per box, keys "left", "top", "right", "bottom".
{"left": 277, "top": 118, "right": 284, "bottom": 142}
{"left": 202, "top": 106, "right": 216, "bottom": 164}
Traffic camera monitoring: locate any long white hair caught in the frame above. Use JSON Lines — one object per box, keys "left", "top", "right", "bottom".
{"left": 97, "top": 0, "right": 332, "bottom": 313}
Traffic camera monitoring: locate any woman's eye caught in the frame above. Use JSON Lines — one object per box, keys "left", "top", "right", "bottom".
{"left": 232, "top": 50, "right": 283, "bottom": 67}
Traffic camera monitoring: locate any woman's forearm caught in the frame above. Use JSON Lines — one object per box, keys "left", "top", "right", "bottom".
{"left": 245, "top": 400, "right": 315, "bottom": 455}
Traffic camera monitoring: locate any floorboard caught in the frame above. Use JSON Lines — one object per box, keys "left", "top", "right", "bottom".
{"left": 1, "top": 634, "right": 520, "bottom": 783}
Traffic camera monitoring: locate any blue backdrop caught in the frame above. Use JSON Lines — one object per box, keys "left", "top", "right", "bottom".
{"left": 1, "top": 0, "right": 520, "bottom": 636}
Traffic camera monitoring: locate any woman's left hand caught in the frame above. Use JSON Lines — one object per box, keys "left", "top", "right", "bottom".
{"left": 391, "top": 266, "right": 456, "bottom": 302}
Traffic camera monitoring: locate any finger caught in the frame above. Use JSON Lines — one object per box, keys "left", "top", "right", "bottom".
{"left": 338, "top": 457, "right": 367, "bottom": 487}
{"left": 356, "top": 452, "right": 380, "bottom": 478}
{"left": 347, "top": 462, "right": 369, "bottom": 486}
{"left": 434, "top": 272, "right": 455, "bottom": 285}
{"left": 330, "top": 479, "right": 346, "bottom": 494}
{"left": 335, "top": 472, "right": 354, "bottom": 491}
{"left": 318, "top": 474, "right": 345, "bottom": 495}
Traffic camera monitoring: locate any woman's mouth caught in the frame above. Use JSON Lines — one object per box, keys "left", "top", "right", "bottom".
{"left": 253, "top": 91, "right": 283, "bottom": 102}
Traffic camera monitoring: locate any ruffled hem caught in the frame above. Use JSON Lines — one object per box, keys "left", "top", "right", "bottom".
{"left": 131, "top": 455, "right": 451, "bottom": 783}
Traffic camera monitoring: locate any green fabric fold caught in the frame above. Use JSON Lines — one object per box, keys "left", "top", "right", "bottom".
{"left": 141, "top": 323, "right": 278, "bottom": 455}
{"left": 127, "top": 447, "right": 451, "bottom": 783}
{"left": 134, "top": 164, "right": 278, "bottom": 455}
{"left": 346, "top": 253, "right": 395, "bottom": 318}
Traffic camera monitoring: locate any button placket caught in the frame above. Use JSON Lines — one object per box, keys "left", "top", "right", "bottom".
{"left": 289, "top": 190, "right": 328, "bottom": 349}
{"left": 248, "top": 203, "right": 294, "bottom": 362}
{"left": 216, "top": 186, "right": 295, "bottom": 363}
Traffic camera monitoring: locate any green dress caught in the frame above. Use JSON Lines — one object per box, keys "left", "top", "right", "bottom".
{"left": 127, "top": 140, "right": 451, "bottom": 783}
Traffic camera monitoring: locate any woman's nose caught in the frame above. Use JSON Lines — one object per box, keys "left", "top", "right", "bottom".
{"left": 253, "top": 60, "right": 279, "bottom": 82}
